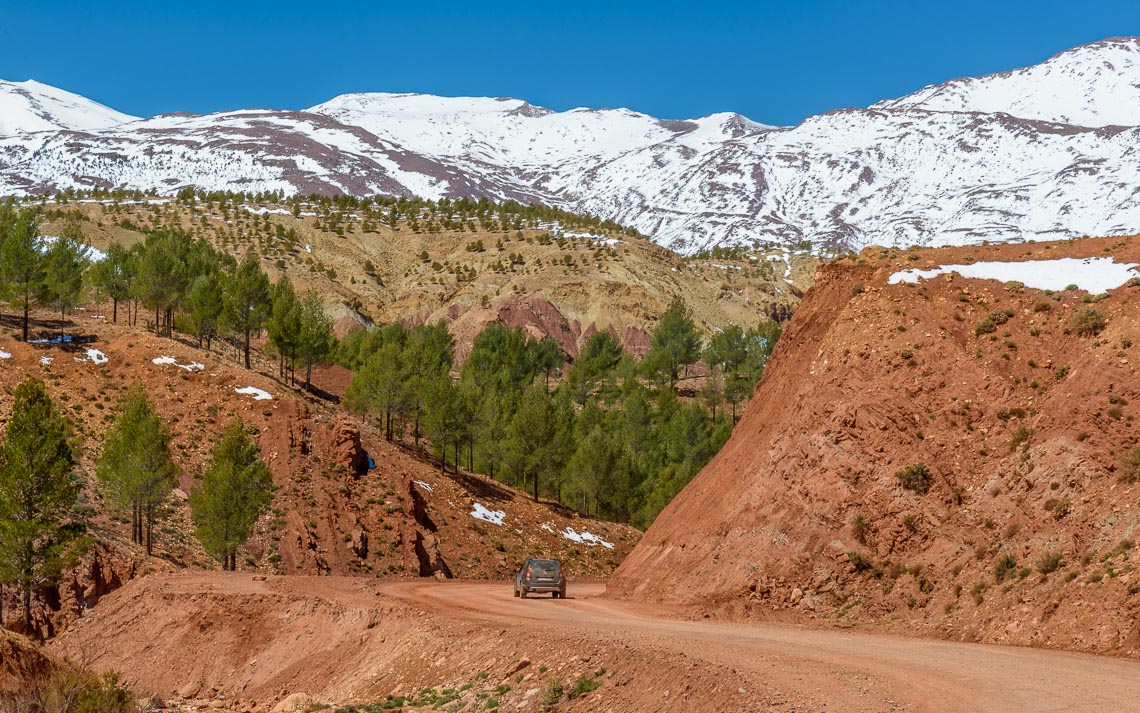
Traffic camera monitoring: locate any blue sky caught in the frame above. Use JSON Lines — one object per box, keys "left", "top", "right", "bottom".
{"left": 2, "top": 0, "right": 1138, "bottom": 125}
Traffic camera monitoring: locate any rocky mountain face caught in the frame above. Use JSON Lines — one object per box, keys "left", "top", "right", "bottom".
{"left": 609, "top": 235, "right": 1140, "bottom": 656}
{"left": 1, "top": 38, "right": 1139, "bottom": 254}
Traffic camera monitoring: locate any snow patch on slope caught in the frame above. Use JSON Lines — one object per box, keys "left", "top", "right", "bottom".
{"left": 889, "top": 257, "right": 1139, "bottom": 293}
{"left": 470, "top": 502, "right": 505, "bottom": 526}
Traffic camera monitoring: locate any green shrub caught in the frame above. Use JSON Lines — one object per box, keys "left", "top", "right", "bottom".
{"left": 543, "top": 679, "right": 565, "bottom": 708}
{"left": 847, "top": 551, "right": 873, "bottom": 572}
{"left": 974, "top": 318, "right": 997, "bottom": 336}
{"left": 896, "top": 462, "right": 931, "bottom": 494}
{"left": 568, "top": 676, "right": 601, "bottom": 700}
{"left": 1009, "top": 426, "right": 1033, "bottom": 451}
{"left": 1044, "top": 497, "right": 1072, "bottom": 520}
{"left": 901, "top": 513, "right": 921, "bottom": 533}
{"left": 1054, "top": 365, "right": 1070, "bottom": 381}
{"left": 1119, "top": 448, "right": 1140, "bottom": 484}
{"left": 4, "top": 669, "right": 134, "bottom": 713}
{"left": 1037, "top": 551, "right": 1065, "bottom": 575}
{"left": 1072, "top": 307, "right": 1107, "bottom": 337}
{"left": 994, "top": 553, "right": 1017, "bottom": 582}
{"left": 851, "top": 514, "right": 872, "bottom": 544}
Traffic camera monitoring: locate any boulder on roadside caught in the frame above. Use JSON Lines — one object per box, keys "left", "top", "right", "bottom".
{"left": 272, "top": 693, "right": 313, "bottom": 713}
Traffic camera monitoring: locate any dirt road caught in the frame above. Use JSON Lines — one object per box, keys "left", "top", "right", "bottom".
{"left": 53, "top": 573, "right": 1140, "bottom": 712}
{"left": 380, "top": 580, "right": 1140, "bottom": 712}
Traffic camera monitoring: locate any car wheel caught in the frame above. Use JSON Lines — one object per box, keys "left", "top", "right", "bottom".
{"left": 520, "top": 589, "right": 527, "bottom": 599}
{"left": 513, "top": 588, "right": 519, "bottom": 598}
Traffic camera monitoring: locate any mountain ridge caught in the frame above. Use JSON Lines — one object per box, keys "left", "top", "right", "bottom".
{"left": 1, "top": 37, "right": 1138, "bottom": 254}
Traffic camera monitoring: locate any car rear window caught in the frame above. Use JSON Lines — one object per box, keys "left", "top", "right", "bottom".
{"left": 532, "top": 560, "right": 559, "bottom": 571}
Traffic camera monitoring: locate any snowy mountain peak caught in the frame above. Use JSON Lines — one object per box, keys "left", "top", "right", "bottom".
{"left": 874, "top": 36, "right": 1140, "bottom": 127}
{"left": 2, "top": 39, "right": 1140, "bottom": 254}
{"left": 0, "top": 79, "right": 138, "bottom": 136}
{"left": 308, "top": 92, "right": 544, "bottom": 118}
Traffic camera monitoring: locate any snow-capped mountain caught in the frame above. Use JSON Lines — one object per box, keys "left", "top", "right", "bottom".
{"left": 0, "top": 79, "right": 138, "bottom": 135}
{"left": 1, "top": 37, "right": 1139, "bottom": 254}
{"left": 873, "top": 37, "right": 1140, "bottom": 127}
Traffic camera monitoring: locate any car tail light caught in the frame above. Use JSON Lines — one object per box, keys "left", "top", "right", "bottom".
{"left": 525, "top": 567, "right": 532, "bottom": 580}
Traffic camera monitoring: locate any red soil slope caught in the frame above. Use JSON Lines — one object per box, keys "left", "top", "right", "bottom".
{"left": 611, "top": 235, "right": 1140, "bottom": 657}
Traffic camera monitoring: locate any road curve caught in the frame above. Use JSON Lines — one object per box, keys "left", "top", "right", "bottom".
{"left": 380, "top": 579, "right": 1140, "bottom": 713}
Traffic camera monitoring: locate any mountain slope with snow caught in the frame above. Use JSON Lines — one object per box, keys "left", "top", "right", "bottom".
{"left": 1, "top": 38, "right": 1139, "bottom": 253}
{"left": 873, "top": 37, "right": 1140, "bottom": 127}
{"left": 0, "top": 79, "right": 138, "bottom": 136}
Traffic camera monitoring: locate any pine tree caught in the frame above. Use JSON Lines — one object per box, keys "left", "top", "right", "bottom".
{"left": 189, "top": 420, "right": 273, "bottom": 571}
{"left": 345, "top": 342, "right": 409, "bottom": 441}
{"left": 640, "top": 295, "right": 702, "bottom": 392}
{"left": 39, "top": 235, "right": 88, "bottom": 332}
{"left": 135, "top": 229, "right": 191, "bottom": 336}
{"left": 0, "top": 208, "right": 44, "bottom": 342}
{"left": 88, "top": 242, "right": 136, "bottom": 323}
{"left": 505, "top": 384, "right": 573, "bottom": 501}
{"left": 267, "top": 276, "right": 301, "bottom": 382}
{"left": 0, "top": 378, "right": 82, "bottom": 630}
{"left": 705, "top": 324, "right": 748, "bottom": 421}
{"left": 180, "top": 272, "right": 224, "bottom": 350}
{"left": 460, "top": 325, "right": 538, "bottom": 470}
{"left": 297, "top": 294, "right": 334, "bottom": 387}
{"left": 567, "top": 331, "right": 624, "bottom": 404}
{"left": 565, "top": 424, "right": 623, "bottom": 518}
{"left": 531, "top": 338, "right": 565, "bottom": 393}
{"left": 96, "top": 384, "right": 178, "bottom": 555}
{"left": 423, "top": 377, "right": 470, "bottom": 474}
{"left": 402, "top": 323, "right": 454, "bottom": 448}
{"left": 222, "top": 252, "right": 272, "bottom": 370}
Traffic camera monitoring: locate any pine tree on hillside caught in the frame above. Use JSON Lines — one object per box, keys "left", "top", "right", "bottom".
{"left": 267, "top": 276, "right": 301, "bottom": 382}
{"left": 402, "top": 323, "right": 454, "bottom": 448}
{"left": 297, "top": 294, "right": 334, "bottom": 387}
{"left": 567, "top": 330, "right": 625, "bottom": 405}
{"left": 135, "top": 229, "right": 191, "bottom": 336}
{"left": 531, "top": 337, "right": 565, "bottom": 393}
{"left": 345, "top": 342, "right": 409, "bottom": 441}
{"left": 564, "top": 424, "right": 624, "bottom": 519}
{"left": 222, "top": 252, "right": 272, "bottom": 370}
{"left": 179, "top": 272, "right": 224, "bottom": 350}
{"left": 505, "top": 384, "right": 573, "bottom": 502}
{"left": 423, "top": 377, "right": 470, "bottom": 474}
{"left": 640, "top": 295, "right": 702, "bottom": 392}
{"left": 96, "top": 384, "right": 178, "bottom": 555}
{"left": 189, "top": 420, "right": 273, "bottom": 571}
{"left": 38, "top": 235, "right": 88, "bottom": 331}
{"left": 0, "top": 208, "right": 44, "bottom": 342}
{"left": 743, "top": 320, "right": 782, "bottom": 384}
{"left": 88, "top": 242, "right": 136, "bottom": 323}
{"left": 705, "top": 324, "right": 748, "bottom": 421}
{"left": 0, "top": 378, "right": 83, "bottom": 631}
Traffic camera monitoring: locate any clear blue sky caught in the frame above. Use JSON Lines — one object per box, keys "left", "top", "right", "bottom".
{"left": 3, "top": 0, "right": 1138, "bottom": 125}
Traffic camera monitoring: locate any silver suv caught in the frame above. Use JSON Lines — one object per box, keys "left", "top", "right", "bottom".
{"left": 513, "top": 558, "right": 566, "bottom": 598}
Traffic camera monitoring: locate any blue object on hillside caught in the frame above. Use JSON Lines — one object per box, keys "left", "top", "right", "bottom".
{"left": 366, "top": 454, "right": 376, "bottom": 470}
